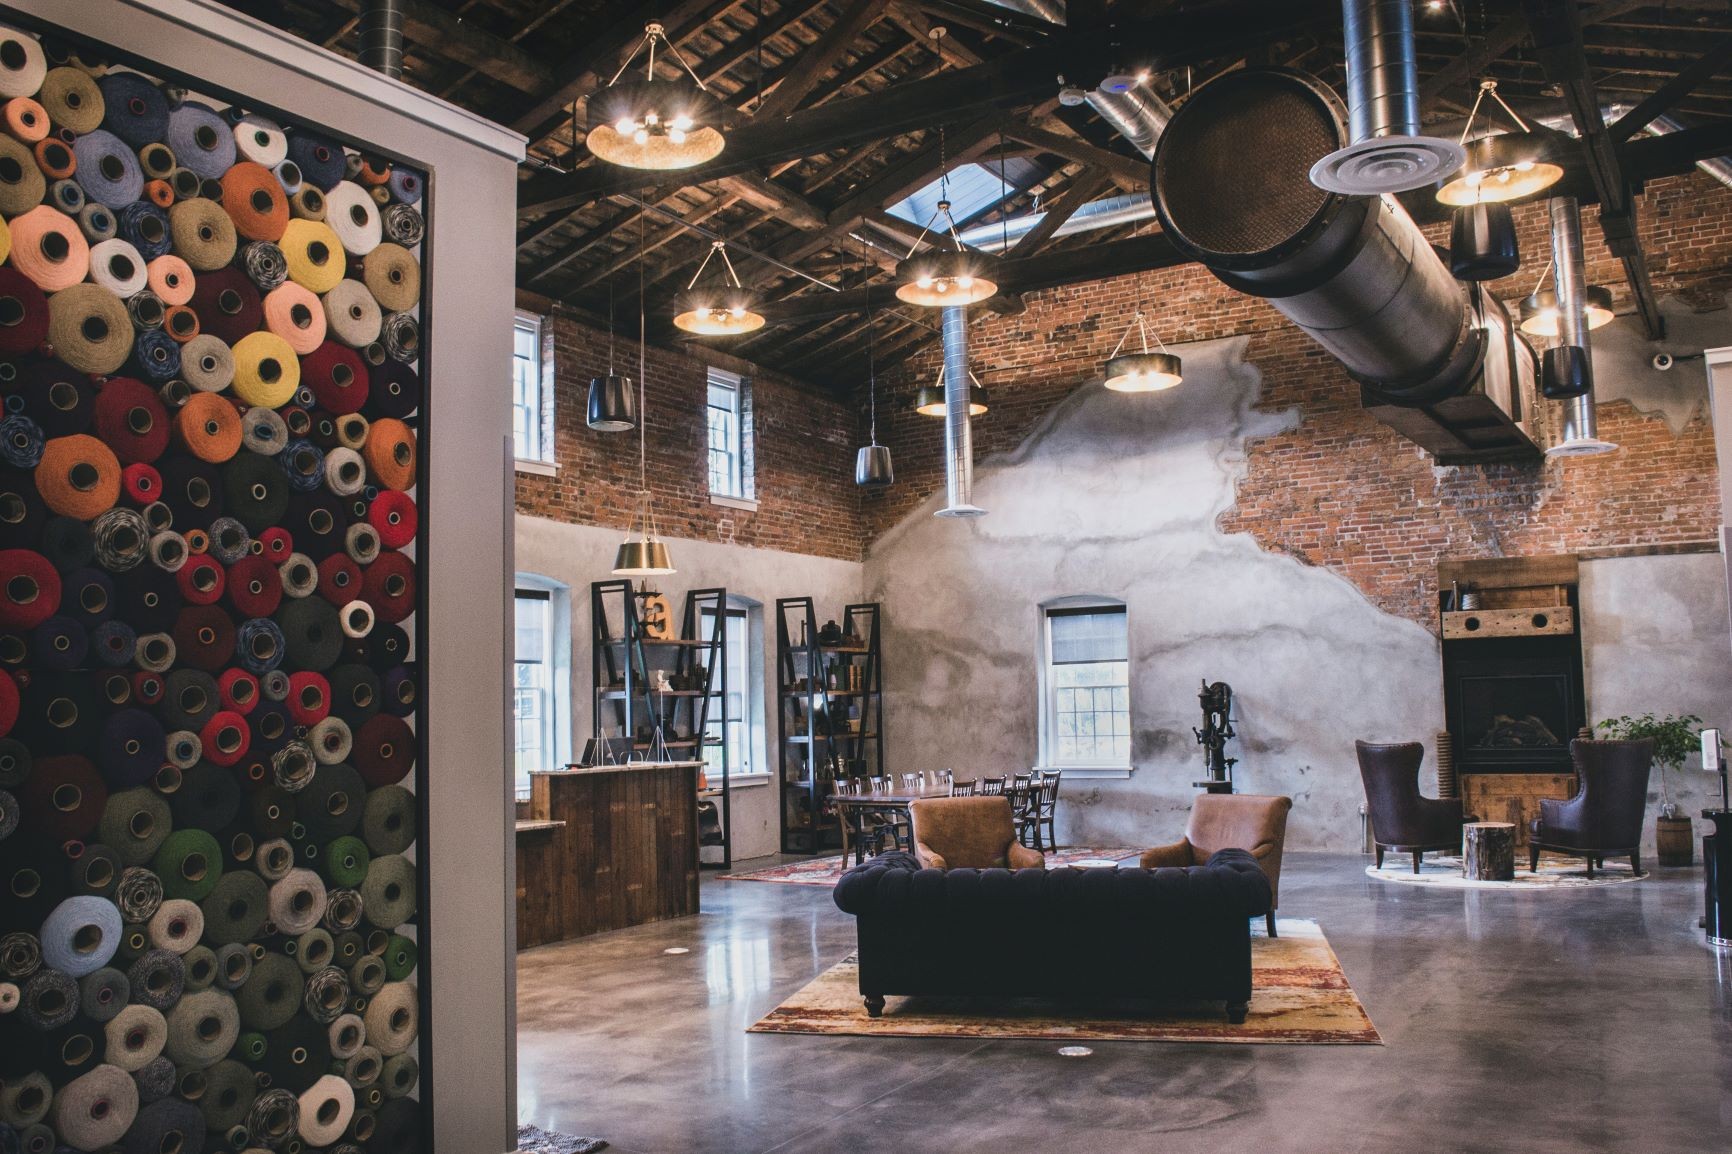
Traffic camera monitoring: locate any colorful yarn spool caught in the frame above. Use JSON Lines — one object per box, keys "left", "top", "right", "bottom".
{"left": 263, "top": 280, "right": 326, "bottom": 354}
{"left": 361, "top": 244, "right": 420, "bottom": 313}
{"left": 91, "top": 617, "right": 137, "bottom": 666}
{"left": 39, "top": 895, "right": 122, "bottom": 976}
{"left": 175, "top": 553, "right": 224, "bottom": 605}
{"left": 0, "top": 413, "right": 44, "bottom": 469}
{"left": 91, "top": 377, "right": 170, "bottom": 465}
{"left": 117, "top": 200, "right": 172, "bottom": 261}
{"left": 369, "top": 359, "right": 420, "bottom": 420}
{"left": 286, "top": 670, "right": 331, "bottom": 727}
{"left": 126, "top": 948, "right": 184, "bottom": 1011}
{"left": 386, "top": 168, "right": 423, "bottom": 207}
{"left": 367, "top": 492, "right": 416, "bottom": 551}
{"left": 38, "top": 67, "right": 104, "bottom": 135}
{"left": 239, "top": 406, "right": 286, "bottom": 457}
{"left": 352, "top": 714, "right": 413, "bottom": 789}
{"left": 91, "top": 506, "right": 150, "bottom": 571}
{"left": 223, "top": 452, "right": 290, "bottom": 535}
{"left": 198, "top": 708, "right": 249, "bottom": 768}
{"left": 96, "top": 72, "right": 169, "bottom": 149}
{"left": 322, "top": 278, "right": 382, "bottom": 349}
{"left": 217, "top": 668, "right": 260, "bottom": 715}
{"left": 280, "top": 219, "right": 345, "bottom": 294}
{"left": 129, "top": 327, "right": 180, "bottom": 383}
{"left": 361, "top": 419, "right": 414, "bottom": 491}
{"left": 188, "top": 271, "right": 260, "bottom": 352}
{"left": 0, "top": 134, "right": 44, "bottom": 215}
{"left": 175, "top": 392, "right": 242, "bottom": 464}
{"left": 317, "top": 553, "right": 361, "bottom": 607}
{"left": 379, "top": 203, "right": 423, "bottom": 248}
{"left": 145, "top": 255, "right": 194, "bottom": 306}
{"left": 300, "top": 342, "right": 369, "bottom": 416}
{"left": 162, "top": 304, "right": 199, "bottom": 343}
{"left": 179, "top": 334, "right": 233, "bottom": 395}
{"left": 10, "top": 205, "right": 91, "bottom": 292}
{"left": 0, "top": 28, "right": 46, "bottom": 100}
{"left": 51, "top": 295, "right": 133, "bottom": 386}
{"left": 165, "top": 101, "right": 234, "bottom": 181}
{"left": 231, "top": 114, "right": 287, "bottom": 168}
{"left": 171, "top": 603, "right": 236, "bottom": 671}
{"left": 35, "top": 434, "right": 121, "bottom": 520}
{"left": 71, "top": 128, "right": 145, "bottom": 209}
{"left": 230, "top": 330, "right": 300, "bottom": 408}
{"left": 243, "top": 239, "right": 288, "bottom": 291}
{"left": 1, "top": 96, "right": 47, "bottom": 143}
{"left": 98, "top": 707, "right": 164, "bottom": 787}
{"left": 207, "top": 515, "right": 249, "bottom": 564}
{"left": 324, "top": 181, "right": 381, "bottom": 256}
{"left": 88, "top": 238, "right": 149, "bottom": 298}
{"left": 0, "top": 267, "right": 50, "bottom": 357}
{"left": 290, "top": 185, "right": 326, "bottom": 221}
{"left": 49, "top": 1063, "right": 138, "bottom": 1149}
{"left": 219, "top": 160, "right": 289, "bottom": 242}
{"left": 166, "top": 196, "right": 236, "bottom": 272}
{"left": 126, "top": 288, "right": 165, "bottom": 332}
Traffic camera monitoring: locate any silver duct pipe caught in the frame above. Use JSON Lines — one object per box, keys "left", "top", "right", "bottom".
{"left": 1085, "top": 89, "right": 1172, "bottom": 159}
{"left": 359, "top": 0, "right": 406, "bottom": 80}
{"left": 1546, "top": 197, "right": 1617, "bottom": 456}
{"left": 1533, "top": 105, "right": 1732, "bottom": 191}
{"left": 976, "top": 0, "right": 1067, "bottom": 22}
{"left": 937, "top": 306, "right": 985, "bottom": 518}
{"left": 956, "top": 192, "right": 1153, "bottom": 253}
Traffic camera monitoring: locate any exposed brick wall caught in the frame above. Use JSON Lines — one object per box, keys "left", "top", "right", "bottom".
{"left": 864, "top": 173, "right": 1728, "bottom": 625}
{"left": 514, "top": 307, "right": 865, "bottom": 562}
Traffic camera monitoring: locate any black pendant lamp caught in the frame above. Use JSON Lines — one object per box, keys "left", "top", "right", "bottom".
{"left": 1449, "top": 201, "right": 1520, "bottom": 281}
{"left": 854, "top": 306, "right": 893, "bottom": 488}
{"left": 613, "top": 219, "right": 675, "bottom": 576}
{"left": 1104, "top": 309, "right": 1183, "bottom": 393}
{"left": 587, "top": 282, "right": 636, "bottom": 432}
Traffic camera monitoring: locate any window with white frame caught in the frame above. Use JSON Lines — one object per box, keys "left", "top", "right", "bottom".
{"left": 513, "top": 587, "right": 561, "bottom": 795}
{"left": 512, "top": 311, "right": 552, "bottom": 465}
{"left": 701, "top": 604, "right": 760, "bottom": 781}
{"left": 1042, "top": 603, "right": 1131, "bottom": 768}
{"left": 706, "top": 368, "right": 748, "bottom": 499}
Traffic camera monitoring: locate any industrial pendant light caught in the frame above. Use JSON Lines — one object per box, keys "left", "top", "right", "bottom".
{"left": 1436, "top": 80, "right": 1563, "bottom": 206}
{"left": 588, "top": 281, "right": 636, "bottom": 431}
{"left": 854, "top": 306, "right": 893, "bottom": 487}
{"left": 615, "top": 220, "right": 676, "bottom": 575}
{"left": 672, "top": 241, "right": 764, "bottom": 336}
{"left": 1518, "top": 259, "right": 1614, "bottom": 337}
{"left": 895, "top": 128, "right": 997, "bottom": 307}
{"left": 914, "top": 365, "right": 987, "bottom": 416}
{"left": 1449, "top": 201, "right": 1520, "bottom": 281}
{"left": 1104, "top": 310, "right": 1183, "bottom": 392}
{"left": 587, "top": 22, "right": 726, "bottom": 171}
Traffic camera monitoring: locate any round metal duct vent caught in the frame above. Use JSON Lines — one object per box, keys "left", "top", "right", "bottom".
{"left": 1310, "top": 134, "right": 1466, "bottom": 195}
{"left": 1153, "top": 69, "right": 1344, "bottom": 266}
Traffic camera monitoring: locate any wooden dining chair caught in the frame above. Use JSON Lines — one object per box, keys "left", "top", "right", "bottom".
{"left": 898, "top": 772, "right": 923, "bottom": 788}
{"left": 1020, "top": 773, "right": 1062, "bottom": 851}
{"left": 950, "top": 780, "right": 978, "bottom": 797}
{"left": 978, "top": 777, "right": 1005, "bottom": 796}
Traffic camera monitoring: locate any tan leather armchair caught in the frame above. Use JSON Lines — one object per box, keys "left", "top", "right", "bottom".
{"left": 909, "top": 797, "right": 1045, "bottom": 870}
{"left": 1140, "top": 793, "right": 1293, "bottom": 936}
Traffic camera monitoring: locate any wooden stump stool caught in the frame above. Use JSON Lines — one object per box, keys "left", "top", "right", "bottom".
{"left": 1464, "top": 822, "right": 1516, "bottom": 881}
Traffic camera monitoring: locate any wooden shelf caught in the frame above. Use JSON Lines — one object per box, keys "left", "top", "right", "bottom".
{"left": 604, "top": 637, "right": 712, "bottom": 648}
{"left": 597, "top": 688, "right": 710, "bottom": 698}
{"left": 786, "top": 733, "right": 873, "bottom": 743}
{"left": 781, "top": 687, "right": 868, "bottom": 697}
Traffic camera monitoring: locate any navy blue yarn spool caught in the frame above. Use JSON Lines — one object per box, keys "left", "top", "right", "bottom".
{"left": 98, "top": 708, "right": 165, "bottom": 788}
{"left": 30, "top": 615, "right": 87, "bottom": 671}
{"left": 0, "top": 414, "right": 44, "bottom": 469}
{"left": 286, "top": 129, "right": 345, "bottom": 191}
{"left": 96, "top": 72, "right": 170, "bottom": 149}
{"left": 131, "top": 329, "right": 180, "bottom": 384}
{"left": 91, "top": 618, "right": 137, "bottom": 667}
{"left": 117, "top": 202, "right": 173, "bottom": 261}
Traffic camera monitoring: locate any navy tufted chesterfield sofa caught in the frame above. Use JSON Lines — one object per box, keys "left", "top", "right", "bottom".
{"left": 832, "top": 849, "right": 1273, "bottom": 1023}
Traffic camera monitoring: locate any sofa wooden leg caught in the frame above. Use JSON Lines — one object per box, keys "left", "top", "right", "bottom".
{"left": 1266, "top": 911, "right": 1277, "bottom": 938}
{"left": 1374, "top": 845, "right": 1384, "bottom": 869}
{"left": 1226, "top": 1001, "right": 1249, "bottom": 1025}
{"left": 1530, "top": 844, "right": 1540, "bottom": 873}
{"left": 863, "top": 995, "right": 885, "bottom": 1019}
{"left": 1586, "top": 856, "right": 1595, "bottom": 878}
{"left": 1631, "top": 851, "right": 1641, "bottom": 875}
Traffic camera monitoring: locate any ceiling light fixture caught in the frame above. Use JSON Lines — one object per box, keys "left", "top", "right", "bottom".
{"left": 614, "top": 218, "right": 675, "bottom": 576}
{"left": 587, "top": 280, "right": 636, "bottom": 431}
{"left": 854, "top": 305, "right": 893, "bottom": 488}
{"left": 895, "top": 127, "right": 998, "bottom": 307}
{"left": 1104, "top": 309, "right": 1183, "bottom": 392}
{"left": 914, "top": 365, "right": 987, "bottom": 417}
{"left": 1518, "top": 259, "right": 1614, "bottom": 337}
{"left": 672, "top": 240, "right": 764, "bottom": 336}
{"left": 587, "top": 22, "right": 726, "bottom": 171}
{"left": 1436, "top": 79, "right": 1564, "bottom": 206}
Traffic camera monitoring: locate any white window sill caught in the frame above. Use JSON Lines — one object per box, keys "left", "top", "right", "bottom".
{"left": 515, "top": 458, "right": 559, "bottom": 477}
{"left": 708, "top": 771, "right": 772, "bottom": 788}
{"left": 710, "top": 493, "right": 758, "bottom": 512}
{"left": 1035, "top": 765, "right": 1134, "bottom": 780}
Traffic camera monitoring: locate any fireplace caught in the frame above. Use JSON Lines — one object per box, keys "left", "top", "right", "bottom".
{"left": 1444, "top": 637, "right": 1585, "bottom": 774}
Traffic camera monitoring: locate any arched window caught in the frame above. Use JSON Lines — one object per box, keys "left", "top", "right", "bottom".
{"left": 1038, "top": 597, "right": 1130, "bottom": 770}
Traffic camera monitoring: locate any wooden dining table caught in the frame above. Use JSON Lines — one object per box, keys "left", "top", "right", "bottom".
{"left": 828, "top": 782, "right": 954, "bottom": 865}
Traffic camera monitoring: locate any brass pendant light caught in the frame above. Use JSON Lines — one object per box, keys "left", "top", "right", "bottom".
{"left": 672, "top": 240, "right": 764, "bottom": 336}
{"left": 1517, "top": 259, "right": 1614, "bottom": 337}
{"left": 914, "top": 366, "right": 988, "bottom": 416}
{"left": 614, "top": 218, "right": 675, "bottom": 576}
{"left": 854, "top": 305, "right": 893, "bottom": 487}
{"left": 1436, "top": 80, "right": 1563, "bottom": 206}
{"left": 587, "top": 23, "right": 726, "bottom": 171}
{"left": 587, "top": 281, "right": 636, "bottom": 432}
{"left": 894, "top": 127, "right": 997, "bottom": 307}
{"left": 1104, "top": 309, "right": 1183, "bottom": 393}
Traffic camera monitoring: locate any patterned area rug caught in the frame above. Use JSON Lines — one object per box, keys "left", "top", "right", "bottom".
{"left": 718, "top": 847, "right": 1142, "bottom": 886}
{"left": 517, "top": 1125, "right": 607, "bottom": 1153}
{"left": 749, "top": 918, "right": 1380, "bottom": 1044}
{"left": 1366, "top": 853, "right": 1646, "bottom": 889}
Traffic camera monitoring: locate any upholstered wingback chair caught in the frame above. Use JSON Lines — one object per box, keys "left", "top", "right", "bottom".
{"left": 1357, "top": 740, "right": 1467, "bottom": 874}
{"left": 1139, "top": 794, "right": 1292, "bottom": 936}
{"left": 908, "top": 797, "right": 1044, "bottom": 870}
{"left": 1529, "top": 738, "right": 1653, "bottom": 876}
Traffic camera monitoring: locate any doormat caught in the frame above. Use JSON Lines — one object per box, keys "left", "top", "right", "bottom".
{"left": 718, "top": 846, "right": 1142, "bottom": 886}
{"left": 517, "top": 1124, "right": 607, "bottom": 1153}
{"left": 749, "top": 918, "right": 1380, "bottom": 1044}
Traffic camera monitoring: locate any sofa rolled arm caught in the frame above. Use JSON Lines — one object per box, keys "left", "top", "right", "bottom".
{"left": 913, "top": 841, "right": 948, "bottom": 870}
{"left": 1139, "top": 840, "right": 1194, "bottom": 869}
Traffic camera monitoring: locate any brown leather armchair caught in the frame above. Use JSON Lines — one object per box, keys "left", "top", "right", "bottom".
{"left": 1529, "top": 738, "right": 1653, "bottom": 876}
{"left": 1140, "top": 794, "right": 1292, "bottom": 937}
{"left": 1358, "top": 740, "right": 1469, "bottom": 874}
{"left": 909, "top": 797, "right": 1044, "bottom": 870}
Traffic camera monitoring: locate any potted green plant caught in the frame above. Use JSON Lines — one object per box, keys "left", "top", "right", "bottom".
{"left": 1596, "top": 713, "right": 1706, "bottom": 866}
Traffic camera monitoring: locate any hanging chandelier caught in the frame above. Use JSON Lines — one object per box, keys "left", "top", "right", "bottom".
{"left": 672, "top": 241, "right": 764, "bottom": 335}
{"left": 588, "top": 281, "right": 636, "bottom": 431}
{"left": 1103, "top": 310, "right": 1183, "bottom": 392}
{"left": 1518, "top": 259, "right": 1614, "bottom": 337}
{"left": 614, "top": 219, "right": 675, "bottom": 575}
{"left": 1436, "top": 80, "right": 1563, "bottom": 206}
{"left": 854, "top": 306, "right": 893, "bottom": 487}
{"left": 914, "top": 365, "right": 987, "bottom": 416}
{"left": 587, "top": 23, "right": 726, "bottom": 171}
{"left": 894, "top": 127, "right": 997, "bottom": 307}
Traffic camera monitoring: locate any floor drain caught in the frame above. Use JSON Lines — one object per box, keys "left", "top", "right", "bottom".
{"left": 1057, "top": 1046, "right": 1093, "bottom": 1058}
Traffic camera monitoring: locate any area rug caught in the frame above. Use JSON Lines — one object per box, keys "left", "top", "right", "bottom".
{"left": 516, "top": 1125, "right": 606, "bottom": 1153}
{"left": 719, "top": 846, "right": 1142, "bottom": 886}
{"left": 748, "top": 918, "right": 1380, "bottom": 1045}
{"left": 1365, "top": 853, "right": 1646, "bottom": 890}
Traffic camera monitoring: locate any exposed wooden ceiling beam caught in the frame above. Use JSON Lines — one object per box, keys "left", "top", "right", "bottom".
{"left": 715, "top": 173, "right": 827, "bottom": 230}
{"left": 754, "top": 0, "right": 893, "bottom": 120}
{"left": 1608, "top": 32, "right": 1732, "bottom": 142}
{"left": 1005, "top": 120, "right": 1147, "bottom": 188}
{"left": 1004, "top": 169, "right": 1116, "bottom": 258}
{"left": 327, "top": 0, "right": 554, "bottom": 92}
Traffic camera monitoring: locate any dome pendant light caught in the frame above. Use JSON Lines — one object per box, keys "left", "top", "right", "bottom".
{"left": 587, "top": 23, "right": 727, "bottom": 171}
{"left": 1449, "top": 201, "right": 1520, "bottom": 281}
{"left": 672, "top": 240, "right": 764, "bottom": 336}
{"left": 1436, "top": 80, "right": 1563, "bottom": 206}
{"left": 1517, "top": 258, "right": 1614, "bottom": 338}
{"left": 913, "top": 366, "right": 987, "bottom": 416}
{"left": 854, "top": 306, "right": 893, "bottom": 487}
{"left": 1104, "top": 310, "right": 1183, "bottom": 392}
{"left": 614, "top": 219, "right": 675, "bottom": 576}
{"left": 588, "top": 281, "right": 636, "bottom": 432}
{"left": 894, "top": 128, "right": 997, "bottom": 307}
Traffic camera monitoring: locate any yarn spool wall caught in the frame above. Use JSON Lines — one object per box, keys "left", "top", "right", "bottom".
{"left": 0, "top": 20, "right": 425, "bottom": 1153}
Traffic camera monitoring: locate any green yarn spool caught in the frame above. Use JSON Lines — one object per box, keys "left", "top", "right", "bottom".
{"left": 233, "top": 1030, "right": 268, "bottom": 1063}
{"left": 153, "top": 828, "right": 224, "bottom": 901}
{"left": 181, "top": 944, "right": 218, "bottom": 991}
{"left": 359, "top": 784, "right": 414, "bottom": 856}
{"left": 199, "top": 870, "right": 268, "bottom": 945}
{"left": 197, "top": 1058, "right": 258, "bottom": 1132}
{"left": 381, "top": 934, "right": 416, "bottom": 983}
{"left": 294, "top": 928, "right": 334, "bottom": 974}
{"left": 99, "top": 787, "right": 172, "bottom": 866}
{"left": 322, "top": 836, "right": 370, "bottom": 889}
{"left": 235, "top": 952, "right": 301, "bottom": 1031}
{"left": 358, "top": 854, "right": 414, "bottom": 930}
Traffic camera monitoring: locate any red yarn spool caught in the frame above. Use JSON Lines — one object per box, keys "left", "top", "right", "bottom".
{"left": 171, "top": 604, "right": 236, "bottom": 672}
{"left": 217, "top": 668, "right": 260, "bottom": 715}
{"left": 360, "top": 551, "right": 414, "bottom": 625}
{"left": 225, "top": 554, "right": 282, "bottom": 618}
{"left": 0, "top": 550, "right": 59, "bottom": 630}
{"left": 120, "top": 462, "right": 162, "bottom": 505}
{"left": 352, "top": 713, "right": 414, "bottom": 788}
{"left": 316, "top": 553, "right": 361, "bottom": 607}
{"left": 187, "top": 266, "right": 262, "bottom": 346}
{"left": 255, "top": 527, "right": 293, "bottom": 562}
{"left": 175, "top": 553, "right": 225, "bottom": 606}
{"left": 200, "top": 708, "right": 251, "bottom": 768}
{"left": 92, "top": 377, "right": 171, "bottom": 465}
{"left": 367, "top": 491, "right": 416, "bottom": 551}
{"left": 0, "top": 667, "right": 16, "bottom": 736}
{"left": 0, "top": 266, "right": 50, "bottom": 356}
{"left": 300, "top": 342, "right": 369, "bottom": 415}
{"left": 286, "top": 670, "right": 330, "bottom": 727}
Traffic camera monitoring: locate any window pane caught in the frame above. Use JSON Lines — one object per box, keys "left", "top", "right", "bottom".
{"left": 707, "top": 370, "right": 744, "bottom": 498}
{"left": 1046, "top": 602, "right": 1130, "bottom": 767}
{"left": 513, "top": 316, "right": 546, "bottom": 463}
{"left": 514, "top": 591, "right": 556, "bottom": 778}
{"left": 1050, "top": 609, "right": 1127, "bottom": 664}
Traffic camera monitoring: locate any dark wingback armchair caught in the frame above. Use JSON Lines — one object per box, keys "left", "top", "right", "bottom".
{"left": 1529, "top": 738, "right": 1653, "bottom": 876}
{"left": 1140, "top": 794, "right": 1292, "bottom": 937}
{"left": 1357, "top": 740, "right": 1468, "bottom": 873}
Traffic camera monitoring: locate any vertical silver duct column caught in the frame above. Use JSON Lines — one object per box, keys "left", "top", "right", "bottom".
{"left": 1546, "top": 197, "right": 1617, "bottom": 457}
{"left": 936, "top": 306, "right": 985, "bottom": 518}
{"left": 359, "top": 0, "right": 405, "bottom": 80}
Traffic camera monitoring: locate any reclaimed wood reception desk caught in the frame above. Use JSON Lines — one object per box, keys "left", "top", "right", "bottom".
{"left": 517, "top": 761, "right": 703, "bottom": 949}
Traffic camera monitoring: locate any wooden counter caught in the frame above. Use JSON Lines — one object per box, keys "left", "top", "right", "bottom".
{"left": 516, "top": 761, "right": 702, "bottom": 949}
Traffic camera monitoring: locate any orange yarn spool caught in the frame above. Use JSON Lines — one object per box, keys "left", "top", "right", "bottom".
{"left": 183, "top": 527, "right": 210, "bottom": 555}
{"left": 32, "top": 136, "right": 75, "bottom": 180}
{"left": 9, "top": 204, "right": 91, "bottom": 291}
{"left": 362, "top": 418, "right": 416, "bottom": 491}
{"left": 218, "top": 160, "right": 289, "bottom": 242}
{"left": 2, "top": 97, "right": 48, "bottom": 143}
{"left": 175, "top": 392, "right": 243, "bottom": 464}
{"left": 35, "top": 434, "right": 122, "bottom": 520}
{"left": 145, "top": 179, "right": 174, "bottom": 208}
{"left": 163, "top": 305, "right": 201, "bottom": 344}
{"left": 262, "top": 281, "right": 327, "bottom": 355}
{"left": 147, "top": 255, "right": 195, "bottom": 306}
{"left": 356, "top": 157, "right": 391, "bottom": 186}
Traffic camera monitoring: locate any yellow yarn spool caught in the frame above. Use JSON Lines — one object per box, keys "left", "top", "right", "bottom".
{"left": 280, "top": 219, "right": 345, "bottom": 294}
{"left": 0, "top": 214, "right": 10, "bottom": 267}
{"left": 230, "top": 331, "right": 301, "bottom": 408}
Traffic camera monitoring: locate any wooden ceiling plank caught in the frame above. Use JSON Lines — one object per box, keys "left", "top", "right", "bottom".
{"left": 1006, "top": 119, "right": 1147, "bottom": 187}
{"left": 1609, "top": 32, "right": 1732, "bottom": 142}
{"left": 326, "top": 0, "right": 554, "bottom": 92}
{"left": 755, "top": 0, "right": 894, "bottom": 120}
{"left": 1004, "top": 168, "right": 1116, "bottom": 258}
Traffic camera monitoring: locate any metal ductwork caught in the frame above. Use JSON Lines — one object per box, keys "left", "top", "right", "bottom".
{"left": 1310, "top": 0, "right": 1463, "bottom": 194}
{"left": 957, "top": 192, "right": 1153, "bottom": 253}
{"left": 937, "top": 306, "right": 985, "bottom": 518}
{"left": 1086, "top": 89, "right": 1173, "bottom": 160}
{"left": 1545, "top": 197, "right": 1617, "bottom": 457}
{"left": 359, "top": 0, "right": 405, "bottom": 80}
{"left": 976, "top": 0, "right": 1067, "bottom": 23}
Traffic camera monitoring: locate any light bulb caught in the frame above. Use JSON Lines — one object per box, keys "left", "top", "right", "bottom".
{"left": 669, "top": 129, "right": 686, "bottom": 145}
{"left": 645, "top": 111, "right": 660, "bottom": 126}
{"left": 1465, "top": 170, "right": 1484, "bottom": 186}
{"left": 957, "top": 275, "right": 974, "bottom": 289}
{"left": 614, "top": 117, "right": 636, "bottom": 135}
{"left": 730, "top": 305, "right": 745, "bottom": 317}
{"left": 916, "top": 275, "right": 933, "bottom": 289}
{"left": 935, "top": 280, "right": 950, "bottom": 293}
{"left": 671, "top": 114, "right": 693, "bottom": 132}
{"left": 633, "top": 128, "right": 649, "bottom": 145}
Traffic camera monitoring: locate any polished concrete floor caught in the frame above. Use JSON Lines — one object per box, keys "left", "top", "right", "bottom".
{"left": 516, "top": 853, "right": 1732, "bottom": 1153}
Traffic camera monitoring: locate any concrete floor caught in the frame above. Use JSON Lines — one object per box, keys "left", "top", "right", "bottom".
{"left": 515, "top": 853, "right": 1732, "bottom": 1153}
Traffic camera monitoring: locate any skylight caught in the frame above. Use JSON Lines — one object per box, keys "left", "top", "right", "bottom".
{"left": 888, "top": 159, "right": 1049, "bottom": 233}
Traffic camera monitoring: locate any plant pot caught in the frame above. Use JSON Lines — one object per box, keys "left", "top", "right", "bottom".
{"left": 1656, "top": 814, "right": 1694, "bottom": 867}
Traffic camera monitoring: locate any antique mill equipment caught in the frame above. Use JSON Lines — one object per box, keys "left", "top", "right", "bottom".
{"left": 1194, "top": 679, "right": 1238, "bottom": 795}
